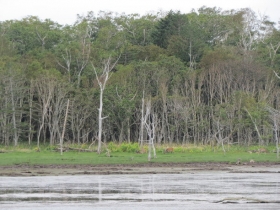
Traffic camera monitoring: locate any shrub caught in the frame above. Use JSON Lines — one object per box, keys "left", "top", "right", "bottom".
{"left": 45, "top": 145, "right": 57, "bottom": 151}
{"left": 107, "top": 142, "right": 120, "bottom": 152}
{"left": 120, "top": 142, "right": 139, "bottom": 152}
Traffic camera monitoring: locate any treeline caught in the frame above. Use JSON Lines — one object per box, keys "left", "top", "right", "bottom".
{"left": 0, "top": 7, "right": 280, "bottom": 147}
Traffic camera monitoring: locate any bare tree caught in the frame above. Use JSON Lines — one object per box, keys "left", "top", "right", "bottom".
{"left": 244, "top": 108, "right": 263, "bottom": 145}
{"left": 144, "top": 99, "right": 156, "bottom": 161}
{"left": 93, "top": 56, "right": 119, "bottom": 154}
{"left": 9, "top": 77, "right": 19, "bottom": 146}
{"left": 35, "top": 74, "right": 56, "bottom": 147}
{"left": 266, "top": 106, "right": 280, "bottom": 158}
{"left": 27, "top": 80, "right": 35, "bottom": 145}
{"left": 60, "top": 99, "right": 70, "bottom": 155}
{"left": 212, "top": 103, "right": 236, "bottom": 154}
{"left": 213, "top": 120, "right": 232, "bottom": 155}
{"left": 139, "top": 91, "right": 145, "bottom": 148}
{"left": 0, "top": 66, "right": 26, "bottom": 146}
{"left": 70, "top": 96, "right": 94, "bottom": 145}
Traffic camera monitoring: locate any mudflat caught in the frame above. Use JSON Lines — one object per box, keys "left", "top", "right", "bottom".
{"left": 0, "top": 162, "right": 279, "bottom": 176}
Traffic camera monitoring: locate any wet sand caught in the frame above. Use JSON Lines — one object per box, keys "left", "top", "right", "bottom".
{"left": 0, "top": 162, "right": 279, "bottom": 176}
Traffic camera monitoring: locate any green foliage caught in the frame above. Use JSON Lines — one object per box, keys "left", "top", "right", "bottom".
{"left": 200, "top": 47, "right": 235, "bottom": 69}
{"left": 119, "top": 142, "right": 140, "bottom": 152}
{"left": 107, "top": 142, "right": 140, "bottom": 153}
{"left": 45, "top": 145, "right": 57, "bottom": 151}
{"left": 0, "top": 144, "right": 278, "bottom": 166}
{"left": 0, "top": 7, "right": 280, "bottom": 149}
{"left": 3, "top": 16, "right": 62, "bottom": 54}
{"left": 151, "top": 11, "right": 188, "bottom": 49}
{"left": 115, "top": 13, "right": 156, "bottom": 46}
{"left": 107, "top": 142, "right": 120, "bottom": 152}
{"left": 32, "top": 146, "right": 40, "bottom": 152}
{"left": 120, "top": 44, "right": 167, "bottom": 64}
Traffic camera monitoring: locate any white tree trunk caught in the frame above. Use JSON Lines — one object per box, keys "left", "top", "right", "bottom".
{"left": 60, "top": 99, "right": 70, "bottom": 155}
{"left": 144, "top": 99, "right": 156, "bottom": 161}
{"left": 139, "top": 91, "right": 145, "bottom": 148}
{"left": 9, "top": 78, "right": 18, "bottom": 146}
{"left": 93, "top": 56, "right": 119, "bottom": 154}
{"left": 97, "top": 89, "right": 104, "bottom": 154}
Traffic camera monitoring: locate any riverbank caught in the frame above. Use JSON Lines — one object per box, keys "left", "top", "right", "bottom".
{"left": 0, "top": 162, "right": 279, "bottom": 176}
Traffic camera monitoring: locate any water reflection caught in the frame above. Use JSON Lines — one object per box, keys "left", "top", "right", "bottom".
{"left": 0, "top": 173, "right": 279, "bottom": 209}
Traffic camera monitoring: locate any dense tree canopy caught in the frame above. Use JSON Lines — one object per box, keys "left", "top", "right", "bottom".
{"left": 0, "top": 7, "right": 280, "bottom": 148}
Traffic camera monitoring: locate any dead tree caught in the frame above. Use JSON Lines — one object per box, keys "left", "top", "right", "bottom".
{"left": 35, "top": 76, "right": 55, "bottom": 147}
{"left": 213, "top": 120, "right": 229, "bottom": 155}
{"left": 60, "top": 99, "right": 70, "bottom": 155}
{"left": 93, "top": 56, "right": 119, "bottom": 154}
{"left": 266, "top": 106, "right": 280, "bottom": 159}
{"left": 139, "top": 91, "right": 145, "bottom": 148}
{"left": 244, "top": 108, "right": 264, "bottom": 145}
{"left": 144, "top": 99, "right": 156, "bottom": 161}
{"left": 213, "top": 120, "right": 234, "bottom": 155}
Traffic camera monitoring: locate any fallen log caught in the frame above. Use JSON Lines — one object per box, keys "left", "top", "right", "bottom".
{"left": 54, "top": 147, "right": 94, "bottom": 152}
{"left": 68, "top": 147, "right": 94, "bottom": 152}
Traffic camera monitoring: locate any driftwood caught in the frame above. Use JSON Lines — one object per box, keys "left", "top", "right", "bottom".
{"left": 215, "top": 197, "right": 273, "bottom": 204}
{"left": 54, "top": 147, "right": 95, "bottom": 152}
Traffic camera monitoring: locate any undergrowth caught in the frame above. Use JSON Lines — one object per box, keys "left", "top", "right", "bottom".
{"left": 0, "top": 142, "right": 277, "bottom": 154}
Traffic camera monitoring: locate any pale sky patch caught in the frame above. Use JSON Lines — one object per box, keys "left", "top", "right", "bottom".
{"left": 0, "top": 0, "right": 279, "bottom": 25}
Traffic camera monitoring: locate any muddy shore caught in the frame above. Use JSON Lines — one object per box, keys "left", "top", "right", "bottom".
{"left": 0, "top": 162, "right": 280, "bottom": 176}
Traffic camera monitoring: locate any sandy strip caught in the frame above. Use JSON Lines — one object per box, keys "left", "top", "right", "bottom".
{"left": 0, "top": 162, "right": 279, "bottom": 176}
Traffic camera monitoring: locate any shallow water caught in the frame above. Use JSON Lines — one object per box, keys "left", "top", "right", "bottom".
{"left": 0, "top": 172, "right": 279, "bottom": 209}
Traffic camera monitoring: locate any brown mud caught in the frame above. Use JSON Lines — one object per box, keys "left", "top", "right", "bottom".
{"left": 0, "top": 162, "right": 279, "bottom": 176}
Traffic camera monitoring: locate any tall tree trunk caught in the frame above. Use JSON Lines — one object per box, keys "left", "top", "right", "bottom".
{"left": 60, "top": 99, "right": 70, "bottom": 155}
{"left": 9, "top": 78, "right": 18, "bottom": 146}
{"left": 139, "top": 91, "right": 145, "bottom": 148}
{"left": 93, "top": 56, "right": 119, "bottom": 154}
{"left": 97, "top": 89, "right": 104, "bottom": 153}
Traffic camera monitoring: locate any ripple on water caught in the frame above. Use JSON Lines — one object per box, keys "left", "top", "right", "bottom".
{"left": 0, "top": 173, "right": 279, "bottom": 210}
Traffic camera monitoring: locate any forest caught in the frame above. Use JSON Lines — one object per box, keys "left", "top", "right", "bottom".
{"left": 0, "top": 7, "right": 280, "bottom": 150}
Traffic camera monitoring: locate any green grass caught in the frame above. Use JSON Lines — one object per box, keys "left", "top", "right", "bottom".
{"left": 0, "top": 143, "right": 279, "bottom": 166}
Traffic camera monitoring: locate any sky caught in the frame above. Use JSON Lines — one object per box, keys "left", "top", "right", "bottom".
{"left": 0, "top": 0, "right": 279, "bottom": 25}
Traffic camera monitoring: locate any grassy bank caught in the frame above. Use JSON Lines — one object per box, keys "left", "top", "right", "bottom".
{"left": 0, "top": 143, "right": 279, "bottom": 166}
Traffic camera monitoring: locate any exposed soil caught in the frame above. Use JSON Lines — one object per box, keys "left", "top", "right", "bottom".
{"left": 0, "top": 162, "right": 280, "bottom": 176}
